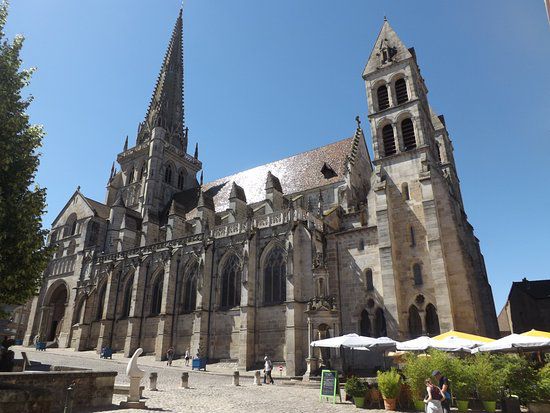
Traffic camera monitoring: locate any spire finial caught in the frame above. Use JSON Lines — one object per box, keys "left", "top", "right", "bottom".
{"left": 199, "top": 171, "right": 204, "bottom": 186}
{"left": 123, "top": 135, "right": 128, "bottom": 151}
{"left": 355, "top": 115, "right": 361, "bottom": 129}
{"left": 194, "top": 142, "right": 199, "bottom": 159}
{"left": 384, "top": 15, "right": 387, "bottom": 22}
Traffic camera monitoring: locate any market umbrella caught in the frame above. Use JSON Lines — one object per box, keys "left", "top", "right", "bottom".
{"left": 521, "top": 329, "right": 550, "bottom": 339}
{"left": 396, "top": 336, "right": 474, "bottom": 352}
{"left": 310, "top": 333, "right": 374, "bottom": 349}
{"left": 473, "top": 333, "right": 550, "bottom": 353}
{"left": 433, "top": 330, "right": 494, "bottom": 343}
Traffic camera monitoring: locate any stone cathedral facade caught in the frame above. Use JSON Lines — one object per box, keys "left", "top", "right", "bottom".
{"left": 24, "top": 12, "right": 499, "bottom": 375}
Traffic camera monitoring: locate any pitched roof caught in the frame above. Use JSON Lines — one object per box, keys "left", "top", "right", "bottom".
{"left": 513, "top": 279, "right": 550, "bottom": 300}
{"left": 202, "top": 137, "right": 354, "bottom": 212}
{"left": 84, "top": 196, "right": 110, "bottom": 219}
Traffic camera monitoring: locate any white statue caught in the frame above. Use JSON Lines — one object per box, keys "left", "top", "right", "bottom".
{"left": 126, "top": 347, "right": 145, "bottom": 379}
{"left": 121, "top": 347, "right": 146, "bottom": 407}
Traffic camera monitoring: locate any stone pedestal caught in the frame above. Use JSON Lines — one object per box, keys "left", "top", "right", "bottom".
{"left": 181, "top": 372, "right": 189, "bottom": 389}
{"left": 119, "top": 377, "right": 146, "bottom": 409}
{"left": 253, "top": 370, "right": 262, "bottom": 386}
{"left": 302, "top": 357, "right": 318, "bottom": 382}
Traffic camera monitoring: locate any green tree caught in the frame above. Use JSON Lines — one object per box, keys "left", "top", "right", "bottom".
{"left": 0, "top": 1, "right": 52, "bottom": 305}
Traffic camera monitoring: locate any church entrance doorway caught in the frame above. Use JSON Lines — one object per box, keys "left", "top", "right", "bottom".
{"left": 46, "top": 283, "right": 68, "bottom": 342}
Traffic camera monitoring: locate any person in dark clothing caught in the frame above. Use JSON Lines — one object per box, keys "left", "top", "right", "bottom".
{"left": 432, "top": 370, "right": 450, "bottom": 413}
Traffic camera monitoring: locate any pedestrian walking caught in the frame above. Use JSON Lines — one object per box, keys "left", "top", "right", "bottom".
{"left": 424, "top": 378, "right": 444, "bottom": 413}
{"left": 166, "top": 346, "right": 174, "bottom": 366}
{"left": 432, "top": 370, "right": 451, "bottom": 413}
{"left": 184, "top": 348, "right": 190, "bottom": 366}
{"left": 263, "top": 355, "right": 274, "bottom": 384}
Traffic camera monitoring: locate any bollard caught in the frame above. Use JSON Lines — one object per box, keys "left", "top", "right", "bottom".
{"left": 181, "top": 372, "right": 189, "bottom": 389}
{"left": 63, "top": 381, "right": 76, "bottom": 413}
{"left": 253, "top": 370, "right": 262, "bottom": 386}
{"left": 149, "top": 372, "right": 158, "bottom": 391}
{"left": 233, "top": 370, "right": 240, "bottom": 386}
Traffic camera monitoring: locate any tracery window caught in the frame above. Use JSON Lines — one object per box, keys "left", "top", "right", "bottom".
{"left": 382, "top": 124, "right": 396, "bottom": 157}
{"left": 374, "top": 307, "right": 387, "bottom": 337}
{"left": 151, "top": 272, "right": 164, "bottom": 315}
{"left": 182, "top": 263, "right": 198, "bottom": 313}
{"left": 164, "top": 165, "right": 172, "bottom": 185}
{"left": 121, "top": 275, "right": 134, "bottom": 318}
{"left": 360, "top": 309, "right": 371, "bottom": 337}
{"left": 263, "top": 248, "right": 286, "bottom": 305}
{"left": 408, "top": 305, "right": 422, "bottom": 338}
{"left": 221, "top": 255, "right": 241, "bottom": 308}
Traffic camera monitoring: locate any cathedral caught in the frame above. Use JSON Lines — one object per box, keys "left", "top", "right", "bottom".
{"left": 24, "top": 11, "right": 499, "bottom": 376}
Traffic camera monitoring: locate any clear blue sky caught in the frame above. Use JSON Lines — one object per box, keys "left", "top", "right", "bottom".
{"left": 5, "top": 1, "right": 549, "bottom": 311}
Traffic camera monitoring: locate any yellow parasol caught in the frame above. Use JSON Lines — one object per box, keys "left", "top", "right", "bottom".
{"left": 521, "top": 329, "right": 550, "bottom": 339}
{"left": 433, "top": 330, "right": 494, "bottom": 343}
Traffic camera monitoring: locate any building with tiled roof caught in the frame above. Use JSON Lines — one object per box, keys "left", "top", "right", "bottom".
{"left": 24, "top": 11, "right": 499, "bottom": 376}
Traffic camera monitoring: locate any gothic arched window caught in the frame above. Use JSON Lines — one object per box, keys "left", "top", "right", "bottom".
{"left": 182, "top": 263, "right": 198, "bottom": 313}
{"left": 402, "top": 118, "right": 416, "bottom": 151}
{"left": 377, "top": 85, "right": 390, "bottom": 111}
{"left": 177, "top": 171, "right": 185, "bottom": 190}
{"left": 365, "top": 269, "right": 374, "bottom": 291}
{"left": 128, "top": 167, "right": 135, "bottom": 184}
{"left": 395, "top": 78, "right": 409, "bottom": 104}
{"left": 382, "top": 124, "right": 396, "bottom": 157}
{"left": 413, "top": 263, "right": 423, "bottom": 285}
{"left": 164, "top": 165, "right": 172, "bottom": 185}
{"left": 263, "top": 247, "right": 286, "bottom": 305}
{"left": 360, "top": 309, "right": 371, "bottom": 337}
{"left": 66, "top": 240, "right": 76, "bottom": 255}
{"left": 221, "top": 255, "right": 241, "bottom": 308}
{"left": 374, "top": 307, "right": 387, "bottom": 337}
{"left": 408, "top": 305, "right": 422, "bottom": 338}
{"left": 139, "top": 165, "right": 146, "bottom": 180}
{"left": 425, "top": 304, "right": 440, "bottom": 336}
{"left": 151, "top": 272, "right": 164, "bottom": 315}
{"left": 64, "top": 213, "right": 77, "bottom": 237}
{"left": 96, "top": 284, "right": 106, "bottom": 321}
{"left": 121, "top": 275, "right": 134, "bottom": 318}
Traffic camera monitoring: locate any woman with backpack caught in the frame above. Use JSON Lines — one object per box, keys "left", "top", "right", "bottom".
{"left": 424, "top": 378, "right": 444, "bottom": 413}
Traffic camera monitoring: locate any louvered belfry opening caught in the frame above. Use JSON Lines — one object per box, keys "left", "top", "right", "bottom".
{"left": 382, "top": 124, "right": 396, "bottom": 156}
{"left": 377, "top": 85, "right": 390, "bottom": 111}
{"left": 395, "top": 78, "right": 409, "bottom": 104}
{"left": 402, "top": 118, "right": 416, "bottom": 150}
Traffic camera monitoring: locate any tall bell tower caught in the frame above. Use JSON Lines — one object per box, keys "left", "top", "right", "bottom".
{"left": 363, "top": 19, "right": 499, "bottom": 338}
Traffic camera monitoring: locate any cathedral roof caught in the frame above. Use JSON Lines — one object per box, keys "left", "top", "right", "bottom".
{"left": 84, "top": 197, "right": 110, "bottom": 220}
{"left": 202, "top": 137, "right": 354, "bottom": 212}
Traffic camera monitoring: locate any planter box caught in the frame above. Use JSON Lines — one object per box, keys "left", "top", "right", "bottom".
{"left": 192, "top": 358, "right": 207, "bottom": 371}
{"left": 528, "top": 402, "right": 550, "bottom": 413}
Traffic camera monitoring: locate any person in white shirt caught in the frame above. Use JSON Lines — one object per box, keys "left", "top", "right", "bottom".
{"left": 263, "top": 355, "right": 274, "bottom": 384}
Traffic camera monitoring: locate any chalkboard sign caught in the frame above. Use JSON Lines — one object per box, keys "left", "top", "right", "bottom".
{"left": 319, "top": 369, "right": 340, "bottom": 403}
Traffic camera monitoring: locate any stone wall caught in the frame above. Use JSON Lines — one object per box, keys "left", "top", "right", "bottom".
{"left": 0, "top": 370, "right": 117, "bottom": 413}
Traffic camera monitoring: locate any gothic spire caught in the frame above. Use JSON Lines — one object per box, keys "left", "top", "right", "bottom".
{"left": 138, "top": 9, "right": 186, "bottom": 151}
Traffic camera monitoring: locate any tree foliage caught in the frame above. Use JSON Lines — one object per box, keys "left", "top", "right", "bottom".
{"left": 0, "top": 1, "right": 52, "bottom": 304}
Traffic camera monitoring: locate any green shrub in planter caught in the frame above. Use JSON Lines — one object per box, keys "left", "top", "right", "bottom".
{"left": 448, "top": 356, "right": 474, "bottom": 401}
{"left": 345, "top": 375, "right": 367, "bottom": 407}
{"left": 472, "top": 354, "right": 504, "bottom": 403}
{"left": 491, "top": 354, "right": 538, "bottom": 404}
{"left": 377, "top": 368, "right": 402, "bottom": 400}
{"left": 538, "top": 363, "right": 550, "bottom": 402}
{"left": 403, "top": 353, "right": 433, "bottom": 402}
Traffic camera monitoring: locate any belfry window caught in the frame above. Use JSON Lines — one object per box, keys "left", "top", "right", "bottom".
{"left": 164, "top": 165, "right": 172, "bottom": 185}
{"left": 263, "top": 248, "right": 286, "bottom": 305}
{"left": 377, "top": 85, "right": 390, "bottom": 111}
{"left": 151, "top": 272, "right": 164, "bottom": 315}
{"left": 395, "top": 78, "right": 409, "bottom": 104}
{"left": 402, "top": 118, "right": 416, "bottom": 151}
{"left": 221, "top": 255, "right": 241, "bottom": 308}
{"left": 413, "top": 263, "right": 423, "bottom": 285}
{"left": 382, "top": 124, "right": 396, "bottom": 157}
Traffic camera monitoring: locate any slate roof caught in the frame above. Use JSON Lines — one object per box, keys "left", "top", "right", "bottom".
{"left": 513, "top": 279, "right": 550, "bottom": 300}
{"left": 201, "top": 137, "right": 354, "bottom": 212}
{"left": 84, "top": 196, "right": 110, "bottom": 220}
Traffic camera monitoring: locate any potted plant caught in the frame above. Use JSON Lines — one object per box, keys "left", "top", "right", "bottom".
{"left": 377, "top": 368, "right": 402, "bottom": 411}
{"left": 403, "top": 353, "right": 433, "bottom": 411}
{"left": 345, "top": 376, "right": 367, "bottom": 408}
{"left": 473, "top": 354, "right": 503, "bottom": 413}
{"left": 527, "top": 363, "right": 550, "bottom": 413}
{"left": 447, "top": 356, "right": 473, "bottom": 413}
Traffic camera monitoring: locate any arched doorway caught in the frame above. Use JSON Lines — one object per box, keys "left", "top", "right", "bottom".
{"left": 360, "top": 310, "right": 371, "bottom": 337}
{"left": 408, "top": 305, "right": 423, "bottom": 338}
{"left": 46, "top": 283, "right": 68, "bottom": 342}
{"left": 425, "top": 304, "right": 440, "bottom": 336}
